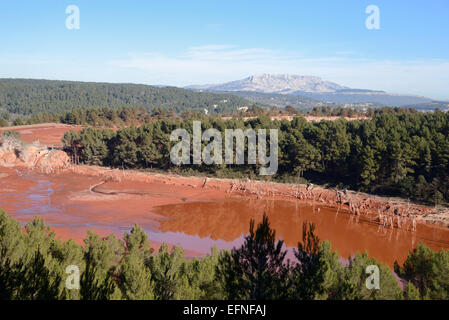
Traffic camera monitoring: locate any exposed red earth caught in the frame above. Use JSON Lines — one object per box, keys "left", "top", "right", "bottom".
{"left": 0, "top": 123, "right": 82, "bottom": 147}
{"left": 1, "top": 164, "right": 449, "bottom": 267}
{"left": 1, "top": 123, "right": 449, "bottom": 267}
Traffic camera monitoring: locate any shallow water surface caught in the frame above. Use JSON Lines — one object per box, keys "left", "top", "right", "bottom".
{"left": 153, "top": 199, "right": 449, "bottom": 266}
{"left": 1, "top": 168, "right": 449, "bottom": 266}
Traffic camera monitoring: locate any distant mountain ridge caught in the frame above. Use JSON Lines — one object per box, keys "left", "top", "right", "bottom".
{"left": 187, "top": 74, "right": 348, "bottom": 94}
{"left": 186, "top": 74, "right": 434, "bottom": 107}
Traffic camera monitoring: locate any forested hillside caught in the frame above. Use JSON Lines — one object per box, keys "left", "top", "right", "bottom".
{"left": 204, "top": 90, "right": 320, "bottom": 110}
{"left": 0, "top": 79, "right": 254, "bottom": 115}
{"left": 62, "top": 111, "right": 449, "bottom": 205}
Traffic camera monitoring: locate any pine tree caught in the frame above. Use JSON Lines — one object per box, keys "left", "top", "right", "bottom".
{"left": 404, "top": 282, "right": 421, "bottom": 300}
{"left": 149, "top": 244, "right": 188, "bottom": 300}
{"left": 80, "top": 249, "right": 118, "bottom": 300}
{"left": 118, "top": 224, "right": 154, "bottom": 300}
{"left": 291, "top": 222, "right": 324, "bottom": 300}
{"left": 216, "top": 213, "right": 290, "bottom": 300}
{"left": 13, "top": 247, "right": 61, "bottom": 300}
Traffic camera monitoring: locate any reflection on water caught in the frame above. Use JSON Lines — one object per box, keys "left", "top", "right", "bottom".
{"left": 2, "top": 169, "right": 449, "bottom": 266}
{"left": 17, "top": 179, "right": 56, "bottom": 216}
{"left": 0, "top": 173, "right": 91, "bottom": 227}
{"left": 153, "top": 198, "right": 449, "bottom": 266}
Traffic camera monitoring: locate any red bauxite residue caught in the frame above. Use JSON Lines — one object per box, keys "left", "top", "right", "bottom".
{"left": 1, "top": 165, "right": 449, "bottom": 267}
{"left": 0, "top": 123, "right": 82, "bottom": 146}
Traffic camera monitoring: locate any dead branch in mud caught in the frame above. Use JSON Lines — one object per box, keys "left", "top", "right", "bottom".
{"left": 9, "top": 163, "right": 449, "bottom": 229}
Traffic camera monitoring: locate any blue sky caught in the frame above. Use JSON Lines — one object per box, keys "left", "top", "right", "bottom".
{"left": 0, "top": 0, "right": 448, "bottom": 99}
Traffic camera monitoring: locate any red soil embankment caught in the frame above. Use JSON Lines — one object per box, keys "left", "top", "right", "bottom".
{"left": 0, "top": 166, "right": 221, "bottom": 257}
{"left": 0, "top": 143, "right": 71, "bottom": 170}
{"left": 0, "top": 123, "right": 76, "bottom": 170}
{"left": 0, "top": 123, "right": 82, "bottom": 146}
{"left": 64, "top": 165, "right": 446, "bottom": 227}
{"left": 2, "top": 164, "right": 449, "bottom": 267}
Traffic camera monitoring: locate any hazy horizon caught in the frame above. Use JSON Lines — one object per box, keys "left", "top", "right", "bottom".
{"left": 1, "top": 0, "right": 448, "bottom": 100}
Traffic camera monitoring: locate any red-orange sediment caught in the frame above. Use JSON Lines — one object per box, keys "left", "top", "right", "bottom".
{"left": 1, "top": 123, "right": 449, "bottom": 267}
{"left": 0, "top": 123, "right": 82, "bottom": 146}
{"left": 1, "top": 165, "right": 449, "bottom": 267}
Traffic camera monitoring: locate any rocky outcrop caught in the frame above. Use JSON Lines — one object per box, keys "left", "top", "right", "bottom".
{"left": 0, "top": 141, "right": 70, "bottom": 170}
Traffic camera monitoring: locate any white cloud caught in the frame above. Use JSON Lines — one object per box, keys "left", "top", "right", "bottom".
{"left": 108, "top": 45, "right": 449, "bottom": 99}
{"left": 108, "top": 45, "right": 342, "bottom": 85}
{"left": 2, "top": 46, "right": 447, "bottom": 100}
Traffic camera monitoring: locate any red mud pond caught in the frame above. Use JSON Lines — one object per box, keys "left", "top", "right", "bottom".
{"left": 1, "top": 166, "right": 449, "bottom": 267}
